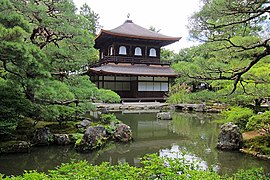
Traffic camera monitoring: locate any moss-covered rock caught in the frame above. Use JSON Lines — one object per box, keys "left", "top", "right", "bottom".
{"left": 0, "top": 141, "right": 30, "bottom": 154}
{"left": 113, "top": 124, "right": 133, "bottom": 143}
{"left": 31, "top": 127, "right": 52, "bottom": 146}
{"left": 75, "top": 125, "right": 108, "bottom": 152}
{"left": 217, "top": 122, "right": 244, "bottom": 150}
{"left": 53, "top": 134, "right": 70, "bottom": 145}
{"left": 156, "top": 112, "right": 172, "bottom": 120}
{"left": 75, "top": 119, "right": 91, "bottom": 130}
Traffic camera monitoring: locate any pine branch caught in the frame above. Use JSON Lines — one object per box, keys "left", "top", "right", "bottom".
{"left": 2, "top": 60, "right": 23, "bottom": 78}
{"left": 36, "top": 98, "right": 79, "bottom": 106}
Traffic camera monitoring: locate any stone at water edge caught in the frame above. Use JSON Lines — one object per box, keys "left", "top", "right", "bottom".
{"left": 75, "top": 125, "right": 108, "bottom": 152}
{"left": 32, "top": 127, "right": 51, "bottom": 145}
{"left": 217, "top": 122, "right": 244, "bottom": 150}
{"left": 113, "top": 124, "right": 133, "bottom": 143}
{"left": 156, "top": 112, "right": 172, "bottom": 120}
{"left": 0, "top": 141, "right": 30, "bottom": 154}
{"left": 53, "top": 134, "right": 70, "bottom": 145}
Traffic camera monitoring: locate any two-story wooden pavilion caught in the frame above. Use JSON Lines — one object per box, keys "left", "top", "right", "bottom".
{"left": 88, "top": 20, "right": 181, "bottom": 101}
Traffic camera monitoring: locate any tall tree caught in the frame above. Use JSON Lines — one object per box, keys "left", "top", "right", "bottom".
{"left": 0, "top": 0, "right": 120, "bottom": 133}
{"left": 160, "top": 48, "right": 177, "bottom": 62}
{"left": 172, "top": 44, "right": 270, "bottom": 107}
{"left": 171, "top": 0, "right": 270, "bottom": 107}
{"left": 187, "top": 0, "right": 270, "bottom": 93}
{"left": 80, "top": 3, "right": 101, "bottom": 34}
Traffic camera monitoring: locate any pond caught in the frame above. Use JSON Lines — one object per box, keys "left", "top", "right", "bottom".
{"left": 0, "top": 112, "right": 270, "bottom": 176}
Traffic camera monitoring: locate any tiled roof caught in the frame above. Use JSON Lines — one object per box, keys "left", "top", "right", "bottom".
{"left": 108, "top": 20, "right": 180, "bottom": 40}
{"left": 89, "top": 63, "right": 177, "bottom": 77}
{"left": 95, "top": 20, "right": 181, "bottom": 47}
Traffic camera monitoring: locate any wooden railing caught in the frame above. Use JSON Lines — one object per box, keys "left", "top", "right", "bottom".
{"left": 96, "top": 56, "right": 171, "bottom": 66}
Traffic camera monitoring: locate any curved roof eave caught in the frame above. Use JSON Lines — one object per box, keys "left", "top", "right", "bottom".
{"left": 88, "top": 63, "right": 177, "bottom": 77}
{"left": 89, "top": 69, "right": 177, "bottom": 77}
{"left": 95, "top": 29, "right": 181, "bottom": 42}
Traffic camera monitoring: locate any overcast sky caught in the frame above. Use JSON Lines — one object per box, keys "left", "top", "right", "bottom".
{"left": 74, "top": 0, "right": 202, "bottom": 52}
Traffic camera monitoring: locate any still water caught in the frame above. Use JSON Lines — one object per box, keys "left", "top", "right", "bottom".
{"left": 0, "top": 112, "right": 270, "bottom": 176}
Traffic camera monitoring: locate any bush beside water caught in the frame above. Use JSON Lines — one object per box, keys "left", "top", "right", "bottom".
{"left": 1, "top": 154, "right": 268, "bottom": 179}
{"left": 215, "top": 107, "right": 270, "bottom": 156}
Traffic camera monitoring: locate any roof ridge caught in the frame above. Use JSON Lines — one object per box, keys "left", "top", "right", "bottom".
{"left": 108, "top": 20, "right": 179, "bottom": 39}
{"left": 94, "top": 20, "right": 181, "bottom": 48}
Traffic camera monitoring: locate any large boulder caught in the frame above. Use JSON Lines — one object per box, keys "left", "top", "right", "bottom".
{"left": 32, "top": 127, "right": 51, "bottom": 145}
{"left": 156, "top": 112, "right": 172, "bottom": 120}
{"left": 53, "top": 134, "right": 70, "bottom": 146}
{"left": 217, "top": 122, "right": 243, "bottom": 150}
{"left": 75, "top": 125, "right": 108, "bottom": 152}
{"left": 113, "top": 124, "right": 133, "bottom": 143}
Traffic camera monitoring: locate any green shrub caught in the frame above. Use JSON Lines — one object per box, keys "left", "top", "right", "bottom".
{"left": 246, "top": 111, "right": 270, "bottom": 132}
{"left": 97, "top": 89, "right": 121, "bottom": 103}
{"left": 104, "top": 125, "right": 117, "bottom": 135}
{"left": 233, "top": 168, "right": 267, "bottom": 180}
{"left": 187, "top": 90, "right": 217, "bottom": 103}
{"left": 0, "top": 120, "right": 18, "bottom": 137}
{"left": 0, "top": 79, "right": 33, "bottom": 137}
{"left": 100, "top": 113, "right": 119, "bottom": 124}
{"left": 167, "top": 89, "right": 189, "bottom": 104}
{"left": 2, "top": 154, "right": 268, "bottom": 179}
{"left": 217, "top": 107, "right": 254, "bottom": 130}
{"left": 167, "top": 88, "right": 217, "bottom": 104}
{"left": 69, "top": 133, "right": 84, "bottom": 144}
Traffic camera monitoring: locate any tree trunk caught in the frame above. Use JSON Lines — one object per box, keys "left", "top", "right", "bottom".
{"left": 25, "top": 86, "right": 35, "bottom": 102}
{"left": 254, "top": 98, "right": 263, "bottom": 113}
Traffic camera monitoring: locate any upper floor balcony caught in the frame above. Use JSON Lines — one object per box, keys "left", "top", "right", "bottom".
{"left": 91, "top": 56, "right": 171, "bottom": 67}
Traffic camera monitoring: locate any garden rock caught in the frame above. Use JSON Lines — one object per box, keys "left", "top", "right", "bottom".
{"left": 53, "top": 134, "right": 70, "bottom": 145}
{"left": 75, "top": 125, "right": 108, "bottom": 152}
{"left": 76, "top": 119, "right": 91, "bottom": 129}
{"left": 156, "top": 112, "right": 172, "bottom": 120}
{"left": 32, "top": 127, "right": 51, "bottom": 145}
{"left": 113, "top": 124, "right": 133, "bottom": 142}
{"left": 0, "top": 141, "right": 30, "bottom": 154}
{"left": 217, "top": 122, "right": 243, "bottom": 150}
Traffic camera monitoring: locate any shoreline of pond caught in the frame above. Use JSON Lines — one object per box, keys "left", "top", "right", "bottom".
{"left": 1, "top": 102, "right": 269, "bottom": 164}
{"left": 1, "top": 111, "right": 270, "bottom": 177}
{"left": 93, "top": 102, "right": 226, "bottom": 113}
{"left": 95, "top": 102, "right": 270, "bottom": 161}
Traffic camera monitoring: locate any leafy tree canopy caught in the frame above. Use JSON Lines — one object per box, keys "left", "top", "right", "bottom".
{"left": 188, "top": 0, "right": 270, "bottom": 92}
{"left": 0, "top": 0, "right": 120, "bottom": 133}
{"left": 171, "top": 0, "right": 270, "bottom": 107}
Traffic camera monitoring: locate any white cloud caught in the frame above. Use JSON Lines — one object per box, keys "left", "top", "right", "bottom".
{"left": 74, "top": 0, "right": 201, "bottom": 52}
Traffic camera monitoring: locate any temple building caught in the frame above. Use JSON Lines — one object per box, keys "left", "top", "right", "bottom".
{"left": 88, "top": 20, "right": 181, "bottom": 101}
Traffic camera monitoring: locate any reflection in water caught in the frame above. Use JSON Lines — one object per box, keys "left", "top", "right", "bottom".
{"left": 0, "top": 112, "right": 270, "bottom": 176}
{"left": 160, "top": 144, "right": 211, "bottom": 171}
